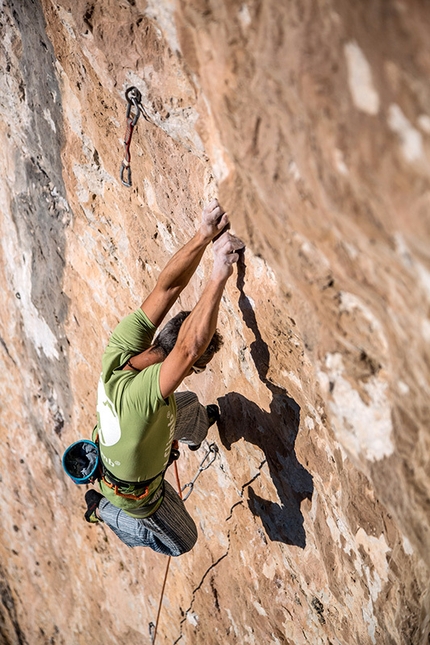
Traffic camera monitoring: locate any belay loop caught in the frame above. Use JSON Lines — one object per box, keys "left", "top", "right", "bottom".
{"left": 120, "top": 86, "right": 150, "bottom": 187}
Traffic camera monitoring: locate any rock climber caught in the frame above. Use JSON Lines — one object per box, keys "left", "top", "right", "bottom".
{"left": 82, "top": 199, "right": 244, "bottom": 556}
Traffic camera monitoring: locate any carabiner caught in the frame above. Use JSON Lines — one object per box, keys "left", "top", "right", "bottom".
{"left": 199, "top": 443, "right": 219, "bottom": 471}
{"left": 125, "top": 86, "right": 142, "bottom": 127}
{"left": 120, "top": 161, "right": 132, "bottom": 187}
{"left": 125, "top": 86, "right": 142, "bottom": 104}
{"left": 181, "top": 481, "right": 194, "bottom": 501}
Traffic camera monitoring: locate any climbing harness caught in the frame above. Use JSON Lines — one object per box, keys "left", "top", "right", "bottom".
{"left": 84, "top": 432, "right": 180, "bottom": 501}
{"left": 181, "top": 443, "right": 219, "bottom": 501}
{"left": 149, "top": 443, "right": 219, "bottom": 644}
{"left": 99, "top": 440, "right": 180, "bottom": 501}
{"left": 100, "top": 473, "right": 155, "bottom": 501}
{"left": 120, "top": 86, "right": 151, "bottom": 187}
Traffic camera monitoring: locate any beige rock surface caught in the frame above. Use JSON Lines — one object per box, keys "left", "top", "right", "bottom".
{"left": 0, "top": 0, "right": 430, "bottom": 643}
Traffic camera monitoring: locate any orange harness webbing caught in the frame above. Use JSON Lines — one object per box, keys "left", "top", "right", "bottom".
{"left": 100, "top": 475, "right": 152, "bottom": 501}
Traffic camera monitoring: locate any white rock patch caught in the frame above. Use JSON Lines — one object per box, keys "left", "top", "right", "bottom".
{"left": 334, "top": 147, "right": 349, "bottom": 175}
{"left": 3, "top": 240, "right": 59, "bottom": 360}
{"left": 319, "top": 353, "right": 394, "bottom": 461}
{"left": 417, "top": 114, "right": 430, "bottom": 134}
{"left": 388, "top": 104, "right": 424, "bottom": 162}
{"left": 344, "top": 41, "right": 380, "bottom": 115}
{"left": 238, "top": 4, "right": 252, "bottom": 31}
{"left": 145, "top": 0, "right": 181, "bottom": 54}
{"left": 402, "top": 535, "right": 414, "bottom": 556}
{"left": 355, "top": 528, "right": 391, "bottom": 590}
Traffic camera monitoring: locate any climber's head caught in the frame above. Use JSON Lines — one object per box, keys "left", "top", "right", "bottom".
{"left": 151, "top": 310, "right": 223, "bottom": 369}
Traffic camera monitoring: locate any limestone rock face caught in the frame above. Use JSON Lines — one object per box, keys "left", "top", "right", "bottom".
{"left": 1, "top": 0, "right": 430, "bottom": 643}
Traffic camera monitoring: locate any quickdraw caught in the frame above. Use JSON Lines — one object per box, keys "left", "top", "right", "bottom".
{"left": 181, "top": 443, "right": 219, "bottom": 501}
{"left": 120, "top": 86, "right": 151, "bottom": 187}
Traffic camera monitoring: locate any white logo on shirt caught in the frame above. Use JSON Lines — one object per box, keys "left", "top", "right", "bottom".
{"left": 97, "top": 377, "right": 122, "bottom": 447}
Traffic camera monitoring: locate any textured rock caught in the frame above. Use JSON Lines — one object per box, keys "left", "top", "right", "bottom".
{"left": 0, "top": 0, "right": 430, "bottom": 643}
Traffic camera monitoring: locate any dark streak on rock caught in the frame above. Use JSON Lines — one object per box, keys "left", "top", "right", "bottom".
{"left": 173, "top": 546, "right": 230, "bottom": 644}
{"left": 173, "top": 464, "right": 267, "bottom": 642}
{"left": 0, "top": 336, "right": 16, "bottom": 365}
{"left": 311, "top": 597, "right": 326, "bottom": 625}
{"left": 8, "top": 0, "right": 72, "bottom": 434}
{"left": 0, "top": 565, "right": 29, "bottom": 645}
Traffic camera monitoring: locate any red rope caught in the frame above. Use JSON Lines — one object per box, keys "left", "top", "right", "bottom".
{"left": 174, "top": 459, "right": 183, "bottom": 500}
{"left": 152, "top": 460, "right": 182, "bottom": 644}
{"left": 123, "top": 116, "right": 135, "bottom": 166}
{"left": 152, "top": 557, "right": 171, "bottom": 644}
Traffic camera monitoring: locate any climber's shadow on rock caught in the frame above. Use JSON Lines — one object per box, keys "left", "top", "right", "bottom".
{"left": 217, "top": 255, "right": 313, "bottom": 548}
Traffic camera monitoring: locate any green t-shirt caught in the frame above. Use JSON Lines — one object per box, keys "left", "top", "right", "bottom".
{"left": 95, "top": 308, "right": 177, "bottom": 518}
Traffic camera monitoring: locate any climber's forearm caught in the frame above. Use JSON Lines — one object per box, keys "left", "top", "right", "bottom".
{"left": 155, "top": 230, "right": 209, "bottom": 295}
{"left": 158, "top": 276, "right": 228, "bottom": 398}
{"left": 141, "top": 200, "right": 230, "bottom": 328}
{"left": 158, "top": 230, "right": 245, "bottom": 398}
{"left": 147, "top": 199, "right": 229, "bottom": 303}
{"left": 175, "top": 276, "right": 228, "bottom": 359}
{"left": 140, "top": 231, "right": 209, "bottom": 327}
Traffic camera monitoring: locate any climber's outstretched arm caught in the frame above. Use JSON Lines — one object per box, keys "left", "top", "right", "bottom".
{"left": 159, "top": 232, "right": 245, "bottom": 398}
{"left": 141, "top": 199, "right": 229, "bottom": 328}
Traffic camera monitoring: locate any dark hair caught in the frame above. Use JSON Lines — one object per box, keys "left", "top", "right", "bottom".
{"left": 153, "top": 310, "right": 223, "bottom": 365}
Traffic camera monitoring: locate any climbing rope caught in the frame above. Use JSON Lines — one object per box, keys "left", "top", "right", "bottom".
{"left": 149, "top": 443, "right": 219, "bottom": 644}
{"left": 120, "top": 86, "right": 150, "bottom": 187}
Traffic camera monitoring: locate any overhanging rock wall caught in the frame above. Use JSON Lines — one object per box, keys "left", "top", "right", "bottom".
{"left": 1, "top": 1, "right": 430, "bottom": 644}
